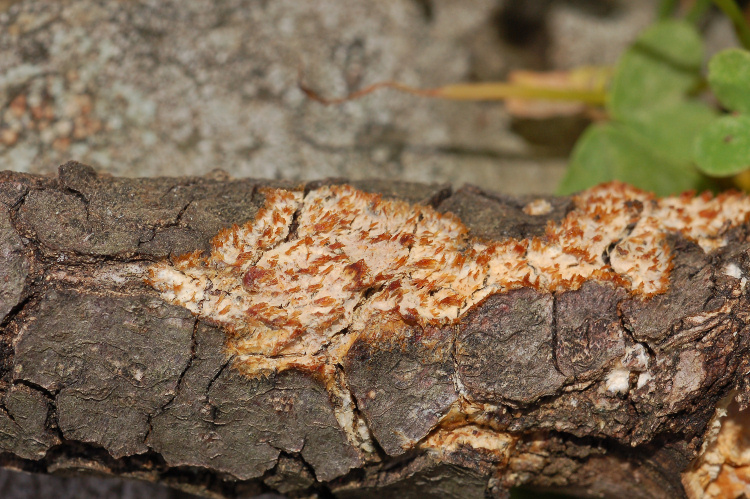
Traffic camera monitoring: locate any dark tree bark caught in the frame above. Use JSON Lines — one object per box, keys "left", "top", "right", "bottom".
{"left": 0, "top": 163, "right": 748, "bottom": 499}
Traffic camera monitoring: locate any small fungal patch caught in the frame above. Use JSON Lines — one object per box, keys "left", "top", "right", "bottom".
{"left": 636, "top": 372, "right": 652, "bottom": 390}
{"left": 522, "top": 198, "right": 553, "bottom": 216}
{"left": 420, "top": 425, "right": 516, "bottom": 462}
{"left": 605, "top": 368, "right": 631, "bottom": 395}
{"left": 682, "top": 398, "right": 750, "bottom": 499}
{"left": 724, "top": 262, "right": 747, "bottom": 290}
{"left": 147, "top": 182, "right": 750, "bottom": 377}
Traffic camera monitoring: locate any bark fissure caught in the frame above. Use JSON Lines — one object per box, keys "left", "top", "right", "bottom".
{"left": 158, "top": 318, "right": 199, "bottom": 415}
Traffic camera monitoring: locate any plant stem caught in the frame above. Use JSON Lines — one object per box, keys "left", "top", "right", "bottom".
{"left": 686, "top": 0, "right": 712, "bottom": 24}
{"left": 712, "top": 0, "right": 750, "bottom": 50}
{"left": 433, "top": 82, "right": 608, "bottom": 105}
{"left": 301, "top": 67, "right": 612, "bottom": 106}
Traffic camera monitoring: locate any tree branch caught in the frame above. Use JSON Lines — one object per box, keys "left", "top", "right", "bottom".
{"left": 0, "top": 163, "right": 747, "bottom": 499}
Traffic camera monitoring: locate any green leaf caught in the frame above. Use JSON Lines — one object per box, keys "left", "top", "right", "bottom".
{"left": 626, "top": 101, "right": 716, "bottom": 164}
{"left": 695, "top": 114, "right": 750, "bottom": 176}
{"left": 609, "top": 20, "right": 704, "bottom": 122}
{"left": 708, "top": 48, "right": 750, "bottom": 113}
{"left": 558, "top": 123, "right": 705, "bottom": 196}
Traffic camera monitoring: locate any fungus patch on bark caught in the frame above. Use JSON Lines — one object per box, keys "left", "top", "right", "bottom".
{"left": 420, "top": 424, "right": 516, "bottom": 463}
{"left": 142, "top": 181, "right": 750, "bottom": 464}
{"left": 683, "top": 397, "right": 750, "bottom": 499}
{"left": 147, "top": 182, "right": 750, "bottom": 377}
{"left": 522, "top": 198, "right": 553, "bottom": 216}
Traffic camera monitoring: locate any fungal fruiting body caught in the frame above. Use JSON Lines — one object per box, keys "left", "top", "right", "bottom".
{"left": 147, "top": 182, "right": 750, "bottom": 375}
{"left": 145, "top": 181, "right": 750, "bottom": 492}
{"left": 683, "top": 397, "right": 750, "bottom": 498}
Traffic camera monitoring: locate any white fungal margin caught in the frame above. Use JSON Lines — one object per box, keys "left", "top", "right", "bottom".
{"left": 523, "top": 198, "right": 553, "bottom": 216}
{"left": 604, "top": 368, "right": 631, "bottom": 395}
{"left": 636, "top": 372, "right": 652, "bottom": 390}
{"left": 724, "top": 263, "right": 743, "bottom": 279}
{"left": 723, "top": 262, "right": 747, "bottom": 290}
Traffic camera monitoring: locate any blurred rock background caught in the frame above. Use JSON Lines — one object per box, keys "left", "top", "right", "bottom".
{"left": 0, "top": 0, "right": 666, "bottom": 196}
{"left": 0, "top": 0, "right": 737, "bottom": 497}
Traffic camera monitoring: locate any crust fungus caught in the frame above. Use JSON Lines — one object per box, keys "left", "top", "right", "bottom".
{"left": 147, "top": 182, "right": 750, "bottom": 376}
{"left": 522, "top": 198, "right": 553, "bottom": 216}
{"left": 683, "top": 397, "right": 750, "bottom": 498}
{"left": 145, "top": 181, "right": 750, "bottom": 471}
{"left": 420, "top": 424, "right": 517, "bottom": 464}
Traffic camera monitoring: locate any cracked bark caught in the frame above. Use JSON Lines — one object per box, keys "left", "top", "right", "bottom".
{"left": 0, "top": 163, "right": 748, "bottom": 499}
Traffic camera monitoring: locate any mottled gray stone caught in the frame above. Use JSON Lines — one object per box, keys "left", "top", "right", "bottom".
{"left": 13, "top": 289, "right": 193, "bottom": 458}
{"left": 0, "top": 0, "right": 571, "bottom": 195}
